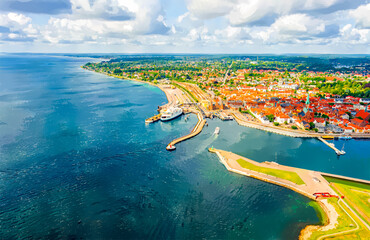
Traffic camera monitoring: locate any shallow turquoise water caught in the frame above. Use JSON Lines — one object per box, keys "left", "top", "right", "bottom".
{"left": 0, "top": 54, "right": 367, "bottom": 239}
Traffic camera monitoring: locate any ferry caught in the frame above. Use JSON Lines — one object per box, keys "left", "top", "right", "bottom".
{"left": 160, "top": 107, "right": 183, "bottom": 121}
{"left": 214, "top": 127, "right": 220, "bottom": 135}
{"left": 322, "top": 135, "right": 334, "bottom": 140}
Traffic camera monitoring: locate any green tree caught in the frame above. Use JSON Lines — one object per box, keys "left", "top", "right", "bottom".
{"left": 266, "top": 114, "right": 275, "bottom": 122}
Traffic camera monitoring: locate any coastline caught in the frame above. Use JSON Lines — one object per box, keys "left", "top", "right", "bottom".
{"left": 232, "top": 111, "right": 370, "bottom": 139}
{"left": 83, "top": 67, "right": 369, "bottom": 239}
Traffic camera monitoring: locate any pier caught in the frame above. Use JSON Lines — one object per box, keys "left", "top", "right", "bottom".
{"left": 318, "top": 137, "right": 345, "bottom": 155}
{"left": 166, "top": 112, "right": 206, "bottom": 151}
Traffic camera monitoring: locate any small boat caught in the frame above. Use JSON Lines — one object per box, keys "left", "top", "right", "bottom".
{"left": 214, "top": 127, "right": 220, "bottom": 135}
{"left": 339, "top": 135, "right": 352, "bottom": 140}
{"left": 166, "top": 144, "right": 176, "bottom": 151}
{"left": 322, "top": 135, "right": 334, "bottom": 140}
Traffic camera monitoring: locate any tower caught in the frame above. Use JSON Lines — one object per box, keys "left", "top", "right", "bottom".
{"left": 303, "top": 92, "right": 310, "bottom": 114}
{"left": 305, "top": 92, "right": 310, "bottom": 105}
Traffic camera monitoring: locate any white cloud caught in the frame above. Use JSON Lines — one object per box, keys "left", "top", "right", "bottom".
{"left": 349, "top": 3, "right": 370, "bottom": 29}
{"left": 339, "top": 24, "right": 370, "bottom": 44}
{"left": 272, "top": 14, "right": 324, "bottom": 35}
{"left": 70, "top": 0, "right": 135, "bottom": 20}
{"left": 0, "top": 13, "right": 38, "bottom": 41}
{"left": 177, "top": 12, "right": 189, "bottom": 23}
{"left": 255, "top": 14, "right": 325, "bottom": 43}
{"left": 0, "top": 0, "right": 369, "bottom": 53}
{"left": 187, "top": 0, "right": 360, "bottom": 26}
{"left": 0, "top": 12, "right": 31, "bottom": 26}
{"left": 215, "top": 26, "right": 251, "bottom": 40}
{"left": 39, "top": 0, "right": 170, "bottom": 44}
{"left": 183, "top": 26, "right": 215, "bottom": 43}
{"left": 186, "top": 0, "right": 234, "bottom": 19}
{"left": 303, "top": 0, "right": 339, "bottom": 10}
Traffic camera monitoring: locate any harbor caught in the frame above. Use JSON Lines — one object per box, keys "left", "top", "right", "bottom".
{"left": 143, "top": 82, "right": 211, "bottom": 151}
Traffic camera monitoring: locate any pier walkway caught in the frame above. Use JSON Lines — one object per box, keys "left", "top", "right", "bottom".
{"left": 166, "top": 112, "right": 206, "bottom": 150}
{"left": 318, "top": 137, "right": 345, "bottom": 155}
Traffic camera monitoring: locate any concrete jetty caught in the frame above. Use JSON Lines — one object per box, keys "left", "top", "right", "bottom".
{"left": 166, "top": 112, "right": 206, "bottom": 150}
{"left": 318, "top": 137, "right": 345, "bottom": 155}
{"left": 209, "top": 147, "right": 370, "bottom": 198}
{"left": 208, "top": 148, "right": 338, "bottom": 200}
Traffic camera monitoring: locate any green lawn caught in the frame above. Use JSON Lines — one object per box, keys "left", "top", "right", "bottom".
{"left": 308, "top": 198, "right": 361, "bottom": 240}
{"left": 323, "top": 176, "right": 370, "bottom": 191}
{"left": 236, "top": 159, "right": 305, "bottom": 185}
{"left": 324, "top": 176, "right": 370, "bottom": 226}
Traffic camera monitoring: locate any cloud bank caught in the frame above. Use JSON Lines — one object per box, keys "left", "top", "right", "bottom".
{"left": 0, "top": 0, "right": 369, "bottom": 53}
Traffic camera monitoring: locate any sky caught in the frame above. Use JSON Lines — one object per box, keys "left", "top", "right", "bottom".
{"left": 0, "top": 0, "right": 369, "bottom": 54}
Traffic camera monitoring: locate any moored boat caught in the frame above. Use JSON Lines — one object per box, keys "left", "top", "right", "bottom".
{"left": 322, "top": 135, "right": 334, "bottom": 140}
{"left": 339, "top": 135, "right": 352, "bottom": 140}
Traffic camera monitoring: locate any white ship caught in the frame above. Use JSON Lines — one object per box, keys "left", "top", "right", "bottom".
{"left": 214, "top": 127, "right": 220, "bottom": 134}
{"left": 160, "top": 107, "right": 183, "bottom": 121}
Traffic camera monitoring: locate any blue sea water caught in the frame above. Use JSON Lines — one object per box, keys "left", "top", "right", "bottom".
{"left": 0, "top": 54, "right": 368, "bottom": 239}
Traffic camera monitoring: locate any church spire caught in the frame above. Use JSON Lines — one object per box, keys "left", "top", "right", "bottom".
{"left": 305, "top": 92, "right": 310, "bottom": 105}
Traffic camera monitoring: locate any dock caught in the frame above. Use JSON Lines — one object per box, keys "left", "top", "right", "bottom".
{"left": 218, "top": 111, "right": 233, "bottom": 121}
{"left": 318, "top": 137, "right": 346, "bottom": 155}
{"left": 145, "top": 113, "right": 162, "bottom": 123}
{"left": 166, "top": 112, "right": 206, "bottom": 151}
